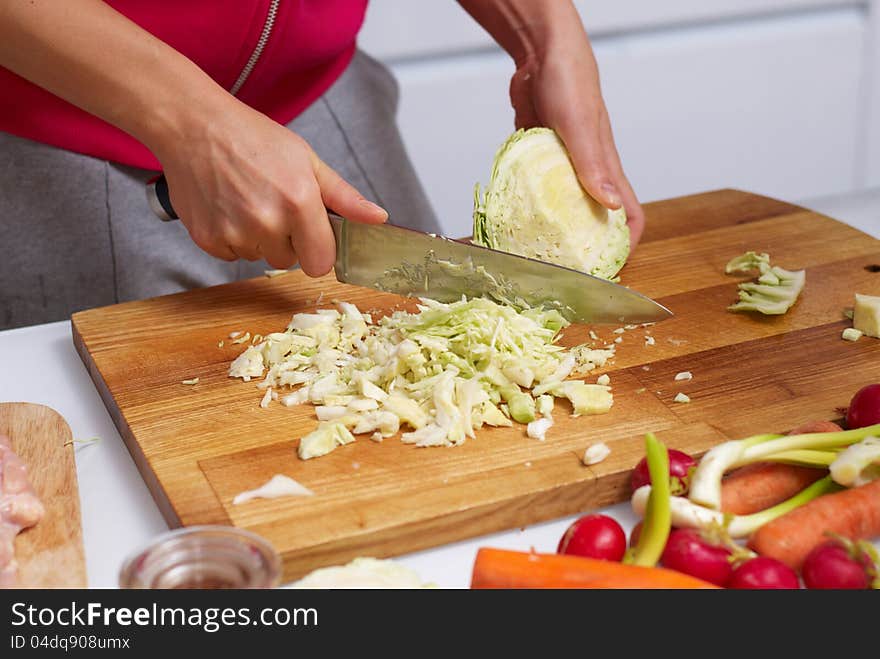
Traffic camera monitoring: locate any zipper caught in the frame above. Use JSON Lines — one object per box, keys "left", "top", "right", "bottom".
{"left": 229, "top": 0, "right": 281, "bottom": 96}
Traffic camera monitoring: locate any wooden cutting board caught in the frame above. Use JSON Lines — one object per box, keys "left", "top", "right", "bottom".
{"left": 71, "top": 189, "right": 880, "bottom": 582}
{"left": 0, "top": 403, "right": 87, "bottom": 587}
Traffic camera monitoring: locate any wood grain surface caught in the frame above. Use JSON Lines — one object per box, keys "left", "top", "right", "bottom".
{"left": 71, "top": 189, "right": 880, "bottom": 582}
{"left": 0, "top": 403, "right": 87, "bottom": 588}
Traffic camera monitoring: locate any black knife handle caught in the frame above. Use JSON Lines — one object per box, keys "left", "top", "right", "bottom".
{"left": 146, "top": 175, "right": 344, "bottom": 230}
{"left": 146, "top": 174, "right": 179, "bottom": 221}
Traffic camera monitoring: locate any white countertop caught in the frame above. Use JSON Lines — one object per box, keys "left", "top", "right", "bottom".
{"left": 1, "top": 190, "right": 878, "bottom": 588}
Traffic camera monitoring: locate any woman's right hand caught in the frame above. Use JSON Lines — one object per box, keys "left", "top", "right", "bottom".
{"left": 1, "top": 1, "right": 385, "bottom": 276}
{"left": 154, "top": 99, "right": 388, "bottom": 276}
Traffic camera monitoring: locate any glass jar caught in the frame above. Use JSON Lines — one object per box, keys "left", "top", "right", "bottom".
{"left": 118, "top": 525, "right": 282, "bottom": 589}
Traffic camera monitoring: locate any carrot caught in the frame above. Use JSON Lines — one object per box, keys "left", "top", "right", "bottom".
{"left": 470, "top": 548, "right": 718, "bottom": 589}
{"left": 747, "top": 477, "right": 880, "bottom": 570}
{"left": 721, "top": 463, "right": 827, "bottom": 515}
{"left": 787, "top": 420, "right": 844, "bottom": 435}
{"left": 720, "top": 420, "right": 841, "bottom": 515}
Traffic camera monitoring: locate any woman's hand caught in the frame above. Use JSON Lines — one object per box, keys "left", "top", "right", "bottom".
{"left": 156, "top": 100, "right": 387, "bottom": 275}
{"left": 458, "top": 0, "right": 645, "bottom": 246}
{"left": 509, "top": 34, "right": 645, "bottom": 246}
{"left": 0, "top": 0, "right": 386, "bottom": 277}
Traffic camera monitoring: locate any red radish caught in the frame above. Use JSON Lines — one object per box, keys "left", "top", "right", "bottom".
{"left": 801, "top": 539, "right": 876, "bottom": 590}
{"left": 557, "top": 514, "right": 627, "bottom": 562}
{"left": 631, "top": 449, "right": 697, "bottom": 496}
{"left": 660, "top": 529, "right": 734, "bottom": 587}
{"left": 846, "top": 384, "right": 880, "bottom": 429}
{"left": 728, "top": 556, "right": 800, "bottom": 589}
{"left": 629, "top": 521, "right": 643, "bottom": 549}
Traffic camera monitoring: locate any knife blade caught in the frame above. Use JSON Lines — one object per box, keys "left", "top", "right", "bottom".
{"left": 328, "top": 214, "right": 672, "bottom": 325}
{"left": 145, "top": 175, "right": 671, "bottom": 324}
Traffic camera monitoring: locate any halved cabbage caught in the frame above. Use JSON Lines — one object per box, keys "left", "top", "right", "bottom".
{"left": 473, "top": 127, "right": 630, "bottom": 280}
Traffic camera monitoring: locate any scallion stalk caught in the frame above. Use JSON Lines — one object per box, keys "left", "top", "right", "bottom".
{"left": 631, "top": 475, "right": 840, "bottom": 538}
{"left": 689, "top": 423, "right": 880, "bottom": 510}
{"left": 624, "top": 433, "right": 671, "bottom": 566}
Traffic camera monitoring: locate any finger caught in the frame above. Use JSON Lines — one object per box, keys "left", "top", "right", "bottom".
{"left": 230, "top": 243, "right": 262, "bottom": 262}
{"left": 205, "top": 244, "right": 238, "bottom": 262}
{"left": 598, "top": 149, "right": 645, "bottom": 247}
{"left": 184, "top": 220, "right": 237, "bottom": 261}
{"left": 286, "top": 178, "right": 336, "bottom": 277}
{"left": 509, "top": 70, "right": 540, "bottom": 129}
{"left": 248, "top": 210, "right": 299, "bottom": 268}
{"left": 166, "top": 178, "right": 237, "bottom": 260}
{"left": 554, "top": 116, "right": 622, "bottom": 212}
{"left": 260, "top": 234, "right": 298, "bottom": 270}
{"left": 222, "top": 224, "right": 262, "bottom": 261}
{"left": 607, "top": 166, "right": 644, "bottom": 247}
{"left": 313, "top": 157, "right": 387, "bottom": 225}
{"left": 617, "top": 177, "right": 645, "bottom": 247}
{"left": 597, "top": 116, "right": 646, "bottom": 246}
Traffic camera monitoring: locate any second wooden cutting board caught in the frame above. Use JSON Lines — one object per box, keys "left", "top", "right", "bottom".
{"left": 0, "top": 403, "right": 87, "bottom": 587}
{"left": 71, "top": 189, "right": 880, "bottom": 582}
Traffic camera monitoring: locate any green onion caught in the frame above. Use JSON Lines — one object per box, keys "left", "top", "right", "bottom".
{"left": 631, "top": 475, "right": 840, "bottom": 538}
{"left": 625, "top": 433, "right": 671, "bottom": 566}
{"left": 689, "top": 423, "right": 880, "bottom": 510}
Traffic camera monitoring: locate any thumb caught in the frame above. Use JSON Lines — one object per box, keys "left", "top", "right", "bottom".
{"left": 313, "top": 157, "right": 388, "bottom": 224}
{"left": 549, "top": 109, "right": 622, "bottom": 212}
{"left": 557, "top": 125, "right": 623, "bottom": 212}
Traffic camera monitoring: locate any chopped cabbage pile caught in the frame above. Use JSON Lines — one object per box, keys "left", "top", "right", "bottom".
{"left": 725, "top": 251, "right": 805, "bottom": 315}
{"left": 229, "top": 297, "right": 616, "bottom": 459}
{"left": 472, "top": 127, "right": 630, "bottom": 280}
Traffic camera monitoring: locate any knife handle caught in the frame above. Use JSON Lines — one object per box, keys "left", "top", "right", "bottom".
{"left": 146, "top": 175, "right": 346, "bottom": 234}
{"left": 146, "top": 174, "right": 179, "bottom": 221}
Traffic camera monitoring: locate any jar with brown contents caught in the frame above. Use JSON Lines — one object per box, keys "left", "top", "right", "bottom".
{"left": 118, "top": 526, "right": 281, "bottom": 589}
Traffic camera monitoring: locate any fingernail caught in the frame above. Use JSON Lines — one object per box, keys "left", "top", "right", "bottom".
{"left": 601, "top": 183, "right": 622, "bottom": 208}
{"left": 361, "top": 199, "right": 388, "bottom": 220}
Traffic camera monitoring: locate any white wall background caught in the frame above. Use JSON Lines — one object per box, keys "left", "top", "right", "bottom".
{"left": 359, "top": 0, "right": 879, "bottom": 237}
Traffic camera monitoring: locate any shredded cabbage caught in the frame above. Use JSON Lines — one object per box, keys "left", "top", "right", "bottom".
{"left": 725, "top": 251, "right": 805, "bottom": 315}
{"left": 230, "top": 297, "right": 616, "bottom": 459}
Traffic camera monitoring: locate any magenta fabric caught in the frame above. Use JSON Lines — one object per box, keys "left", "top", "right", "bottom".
{"left": 0, "top": 0, "right": 368, "bottom": 170}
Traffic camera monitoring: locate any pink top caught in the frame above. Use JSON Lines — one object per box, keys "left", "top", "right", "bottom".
{"left": 0, "top": 0, "right": 368, "bottom": 171}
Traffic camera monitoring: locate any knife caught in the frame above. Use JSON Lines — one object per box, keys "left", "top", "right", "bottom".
{"left": 147, "top": 175, "right": 672, "bottom": 324}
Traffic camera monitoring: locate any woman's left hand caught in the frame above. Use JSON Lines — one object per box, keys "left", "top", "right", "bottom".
{"left": 458, "top": 0, "right": 645, "bottom": 246}
{"left": 509, "top": 28, "right": 645, "bottom": 246}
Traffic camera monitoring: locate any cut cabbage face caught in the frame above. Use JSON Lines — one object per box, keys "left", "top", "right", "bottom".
{"left": 230, "top": 297, "right": 616, "bottom": 459}
{"left": 853, "top": 293, "right": 880, "bottom": 338}
{"left": 473, "top": 127, "right": 630, "bottom": 280}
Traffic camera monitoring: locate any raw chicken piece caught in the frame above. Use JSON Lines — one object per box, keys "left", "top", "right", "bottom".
{"left": 0, "top": 434, "right": 45, "bottom": 587}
